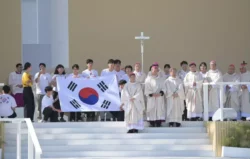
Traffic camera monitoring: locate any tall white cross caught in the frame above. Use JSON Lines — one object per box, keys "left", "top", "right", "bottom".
{"left": 135, "top": 32, "right": 150, "bottom": 72}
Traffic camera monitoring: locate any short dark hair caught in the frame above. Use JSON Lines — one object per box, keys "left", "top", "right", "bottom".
{"left": 2, "top": 85, "right": 11, "bottom": 94}
{"left": 107, "top": 59, "right": 114, "bottom": 64}
{"left": 23, "top": 62, "right": 31, "bottom": 70}
{"left": 86, "top": 59, "right": 93, "bottom": 64}
{"left": 114, "top": 59, "right": 121, "bottom": 65}
{"left": 39, "top": 63, "right": 46, "bottom": 68}
{"left": 16, "top": 63, "right": 22, "bottom": 68}
{"left": 164, "top": 64, "right": 171, "bottom": 69}
{"left": 45, "top": 86, "right": 53, "bottom": 93}
{"left": 149, "top": 65, "right": 152, "bottom": 71}
{"left": 180, "top": 61, "right": 188, "bottom": 66}
{"left": 54, "top": 64, "right": 66, "bottom": 75}
{"left": 125, "top": 65, "right": 133, "bottom": 71}
{"left": 199, "top": 62, "right": 207, "bottom": 69}
{"left": 119, "top": 80, "right": 127, "bottom": 86}
{"left": 72, "top": 64, "right": 79, "bottom": 70}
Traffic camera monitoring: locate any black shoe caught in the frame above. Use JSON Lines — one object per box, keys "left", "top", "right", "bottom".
{"left": 127, "top": 129, "right": 133, "bottom": 133}
{"left": 176, "top": 123, "right": 181, "bottom": 127}
{"left": 149, "top": 121, "right": 155, "bottom": 127}
{"left": 134, "top": 129, "right": 139, "bottom": 133}
{"left": 169, "top": 122, "right": 174, "bottom": 127}
{"left": 60, "top": 118, "right": 66, "bottom": 122}
{"left": 156, "top": 120, "right": 162, "bottom": 127}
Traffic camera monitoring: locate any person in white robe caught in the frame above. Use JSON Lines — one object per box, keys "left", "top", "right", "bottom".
{"left": 239, "top": 61, "right": 250, "bottom": 120}
{"left": 82, "top": 59, "right": 98, "bottom": 78}
{"left": 184, "top": 63, "right": 203, "bottom": 121}
{"left": 199, "top": 62, "right": 208, "bottom": 80}
{"left": 121, "top": 65, "right": 133, "bottom": 82}
{"left": 163, "top": 64, "right": 171, "bottom": 79}
{"left": 114, "top": 59, "right": 125, "bottom": 81}
{"left": 147, "top": 62, "right": 165, "bottom": 78}
{"left": 177, "top": 61, "right": 189, "bottom": 81}
{"left": 223, "top": 64, "right": 241, "bottom": 120}
{"left": 206, "top": 60, "right": 223, "bottom": 120}
{"left": 133, "top": 63, "right": 147, "bottom": 84}
{"left": 145, "top": 63, "right": 166, "bottom": 127}
{"left": 8, "top": 63, "right": 24, "bottom": 107}
{"left": 165, "top": 68, "right": 185, "bottom": 127}
{"left": 121, "top": 73, "right": 145, "bottom": 133}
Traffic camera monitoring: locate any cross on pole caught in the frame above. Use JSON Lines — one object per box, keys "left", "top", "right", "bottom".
{"left": 135, "top": 32, "right": 150, "bottom": 72}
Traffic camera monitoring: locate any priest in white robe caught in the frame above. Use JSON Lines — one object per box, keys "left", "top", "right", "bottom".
{"left": 147, "top": 62, "right": 165, "bottom": 78}
{"left": 206, "top": 60, "right": 223, "bottom": 120}
{"left": 121, "top": 73, "right": 145, "bottom": 133}
{"left": 8, "top": 63, "right": 24, "bottom": 107}
{"left": 184, "top": 63, "right": 203, "bottom": 121}
{"left": 223, "top": 64, "right": 241, "bottom": 120}
{"left": 145, "top": 63, "right": 166, "bottom": 127}
{"left": 165, "top": 68, "right": 185, "bottom": 127}
{"left": 239, "top": 61, "right": 250, "bottom": 120}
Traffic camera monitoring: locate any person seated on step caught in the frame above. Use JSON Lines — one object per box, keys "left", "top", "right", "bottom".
{"left": 165, "top": 68, "right": 185, "bottom": 127}
{"left": 0, "top": 85, "right": 17, "bottom": 118}
{"left": 42, "top": 86, "right": 61, "bottom": 122}
{"left": 121, "top": 73, "right": 145, "bottom": 133}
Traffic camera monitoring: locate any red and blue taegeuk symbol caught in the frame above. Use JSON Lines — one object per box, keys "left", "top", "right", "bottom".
{"left": 78, "top": 87, "right": 99, "bottom": 105}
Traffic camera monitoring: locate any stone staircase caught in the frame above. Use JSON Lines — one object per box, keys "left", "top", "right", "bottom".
{"left": 3, "top": 121, "right": 234, "bottom": 159}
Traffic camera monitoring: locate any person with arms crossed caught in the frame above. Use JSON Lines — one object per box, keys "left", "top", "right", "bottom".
{"left": 0, "top": 85, "right": 17, "bottom": 118}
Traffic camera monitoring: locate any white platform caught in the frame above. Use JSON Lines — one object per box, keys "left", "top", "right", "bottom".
{"left": 3, "top": 121, "right": 238, "bottom": 159}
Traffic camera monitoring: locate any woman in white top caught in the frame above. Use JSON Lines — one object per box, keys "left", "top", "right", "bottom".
{"left": 52, "top": 64, "right": 67, "bottom": 122}
{"left": 199, "top": 62, "right": 208, "bottom": 80}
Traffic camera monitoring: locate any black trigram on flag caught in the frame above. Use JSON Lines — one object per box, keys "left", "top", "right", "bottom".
{"left": 97, "top": 81, "right": 108, "bottom": 92}
{"left": 101, "top": 100, "right": 111, "bottom": 109}
{"left": 70, "top": 99, "right": 81, "bottom": 109}
{"left": 68, "top": 81, "right": 77, "bottom": 92}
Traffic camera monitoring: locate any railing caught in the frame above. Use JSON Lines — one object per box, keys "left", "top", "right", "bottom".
{"left": 203, "top": 82, "right": 250, "bottom": 121}
{"left": 0, "top": 118, "right": 42, "bottom": 159}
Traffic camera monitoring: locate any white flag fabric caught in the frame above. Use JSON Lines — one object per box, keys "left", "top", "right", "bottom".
{"left": 57, "top": 75, "right": 121, "bottom": 112}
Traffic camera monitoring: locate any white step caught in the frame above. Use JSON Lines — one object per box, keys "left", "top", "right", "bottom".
{"left": 41, "top": 158, "right": 241, "bottom": 159}
{"left": 5, "top": 127, "right": 207, "bottom": 134}
{"left": 5, "top": 138, "right": 211, "bottom": 146}
{"left": 4, "top": 150, "right": 215, "bottom": 158}
{"left": 5, "top": 133, "right": 209, "bottom": 140}
{"left": 4, "top": 145, "right": 213, "bottom": 152}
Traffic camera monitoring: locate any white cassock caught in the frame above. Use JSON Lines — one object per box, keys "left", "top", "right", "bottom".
{"left": 165, "top": 76, "right": 185, "bottom": 123}
{"left": 121, "top": 82, "right": 145, "bottom": 130}
{"left": 206, "top": 69, "right": 223, "bottom": 117}
{"left": 145, "top": 75, "right": 166, "bottom": 121}
{"left": 223, "top": 73, "right": 241, "bottom": 118}
{"left": 184, "top": 72, "right": 203, "bottom": 118}
{"left": 177, "top": 70, "right": 189, "bottom": 81}
{"left": 240, "top": 71, "right": 250, "bottom": 118}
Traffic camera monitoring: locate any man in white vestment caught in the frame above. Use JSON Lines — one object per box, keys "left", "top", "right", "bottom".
{"left": 145, "top": 63, "right": 166, "bottom": 127}
{"left": 8, "top": 63, "right": 24, "bottom": 107}
{"left": 114, "top": 59, "right": 125, "bottom": 81}
{"left": 121, "top": 73, "right": 145, "bottom": 133}
{"left": 133, "top": 63, "right": 146, "bottom": 85}
{"left": 177, "top": 61, "right": 189, "bottom": 81}
{"left": 239, "top": 61, "right": 250, "bottom": 120}
{"left": 184, "top": 62, "right": 203, "bottom": 121}
{"left": 206, "top": 60, "right": 223, "bottom": 120}
{"left": 165, "top": 68, "right": 185, "bottom": 127}
{"left": 223, "top": 64, "right": 241, "bottom": 120}
{"left": 147, "top": 62, "right": 165, "bottom": 78}
{"left": 164, "top": 64, "right": 171, "bottom": 79}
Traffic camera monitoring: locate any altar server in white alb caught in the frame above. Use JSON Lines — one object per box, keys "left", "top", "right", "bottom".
{"left": 121, "top": 73, "right": 145, "bottom": 133}
{"left": 133, "top": 63, "right": 147, "bottom": 85}
{"left": 239, "top": 61, "right": 250, "bottom": 120}
{"left": 8, "top": 63, "right": 24, "bottom": 107}
{"left": 165, "top": 68, "right": 185, "bottom": 127}
{"left": 223, "top": 64, "right": 241, "bottom": 119}
{"left": 206, "top": 60, "right": 222, "bottom": 120}
{"left": 184, "top": 62, "right": 203, "bottom": 121}
{"left": 145, "top": 63, "right": 166, "bottom": 127}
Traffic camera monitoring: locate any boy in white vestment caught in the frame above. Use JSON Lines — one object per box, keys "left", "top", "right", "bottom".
{"left": 177, "top": 61, "right": 189, "bottom": 81}
{"left": 163, "top": 64, "right": 171, "bottom": 79}
{"left": 165, "top": 68, "right": 185, "bottom": 127}
{"left": 121, "top": 73, "right": 145, "bottom": 133}
{"left": 133, "top": 63, "right": 146, "bottom": 84}
{"left": 206, "top": 60, "right": 222, "bottom": 120}
{"left": 223, "top": 64, "right": 241, "bottom": 120}
{"left": 184, "top": 63, "right": 203, "bottom": 121}
{"left": 145, "top": 63, "right": 166, "bottom": 127}
{"left": 239, "top": 61, "right": 250, "bottom": 120}
{"left": 199, "top": 62, "right": 208, "bottom": 79}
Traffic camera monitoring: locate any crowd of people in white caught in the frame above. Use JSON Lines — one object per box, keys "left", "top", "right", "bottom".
{"left": 0, "top": 59, "right": 250, "bottom": 133}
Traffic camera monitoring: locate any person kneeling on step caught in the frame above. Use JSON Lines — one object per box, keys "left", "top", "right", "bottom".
{"left": 42, "top": 86, "right": 61, "bottom": 122}
{"left": 0, "top": 85, "right": 17, "bottom": 118}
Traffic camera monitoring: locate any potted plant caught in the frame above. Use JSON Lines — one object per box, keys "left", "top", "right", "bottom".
{"left": 221, "top": 122, "right": 250, "bottom": 158}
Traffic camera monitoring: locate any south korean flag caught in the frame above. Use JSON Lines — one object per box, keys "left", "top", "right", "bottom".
{"left": 57, "top": 75, "right": 121, "bottom": 112}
